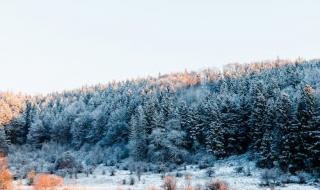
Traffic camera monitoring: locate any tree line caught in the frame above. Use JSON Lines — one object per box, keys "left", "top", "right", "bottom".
{"left": 0, "top": 58, "right": 320, "bottom": 175}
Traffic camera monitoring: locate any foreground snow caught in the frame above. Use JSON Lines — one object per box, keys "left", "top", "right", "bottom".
{"left": 17, "top": 155, "right": 319, "bottom": 190}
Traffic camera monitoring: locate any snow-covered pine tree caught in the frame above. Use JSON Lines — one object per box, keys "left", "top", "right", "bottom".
{"left": 71, "top": 113, "right": 92, "bottom": 149}
{"left": 0, "top": 127, "right": 9, "bottom": 156}
{"left": 143, "top": 94, "right": 158, "bottom": 134}
{"left": 207, "top": 118, "right": 226, "bottom": 159}
{"left": 258, "top": 99, "right": 277, "bottom": 168}
{"left": 128, "top": 106, "right": 147, "bottom": 161}
{"left": 219, "top": 95, "right": 242, "bottom": 155}
{"left": 5, "top": 115, "right": 26, "bottom": 145}
{"left": 249, "top": 81, "right": 268, "bottom": 151}
{"left": 27, "top": 116, "right": 49, "bottom": 148}
{"left": 274, "top": 93, "right": 293, "bottom": 170}
{"left": 296, "top": 85, "right": 319, "bottom": 170}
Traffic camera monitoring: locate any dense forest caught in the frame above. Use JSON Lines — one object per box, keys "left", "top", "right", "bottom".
{"left": 0, "top": 58, "right": 320, "bottom": 178}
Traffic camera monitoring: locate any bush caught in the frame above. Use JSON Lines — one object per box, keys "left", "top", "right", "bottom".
{"left": 110, "top": 169, "right": 116, "bottom": 176}
{"left": 163, "top": 176, "right": 176, "bottom": 190}
{"left": 245, "top": 166, "right": 252, "bottom": 176}
{"left": 234, "top": 166, "right": 244, "bottom": 174}
{"left": 296, "top": 172, "right": 312, "bottom": 184}
{"left": 260, "top": 169, "right": 281, "bottom": 187}
{"left": 206, "top": 168, "right": 215, "bottom": 177}
{"left": 33, "top": 174, "right": 63, "bottom": 190}
{"left": 54, "top": 151, "right": 78, "bottom": 171}
{"left": 205, "top": 180, "right": 228, "bottom": 190}
{"left": 129, "top": 176, "right": 135, "bottom": 185}
{"left": 175, "top": 172, "right": 183, "bottom": 178}
{"left": 0, "top": 156, "right": 13, "bottom": 190}
{"left": 199, "top": 162, "right": 209, "bottom": 169}
{"left": 27, "top": 170, "right": 36, "bottom": 185}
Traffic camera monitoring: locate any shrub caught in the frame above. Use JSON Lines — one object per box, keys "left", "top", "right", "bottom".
{"left": 163, "top": 176, "right": 176, "bottom": 190}
{"left": 234, "top": 166, "right": 244, "bottom": 174}
{"left": 0, "top": 156, "right": 13, "bottom": 190}
{"left": 175, "top": 172, "right": 183, "bottom": 178}
{"left": 205, "top": 180, "right": 228, "bottom": 190}
{"left": 33, "top": 174, "right": 63, "bottom": 190}
{"left": 54, "top": 151, "right": 78, "bottom": 171}
{"left": 27, "top": 170, "right": 36, "bottom": 185}
{"left": 245, "top": 166, "right": 252, "bottom": 176}
{"left": 296, "top": 172, "right": 311, "bottom": 184}
{"left": 206, "top": 168, "right": 215, "bottom": 177}
{"left": 199, "top": 161, "right": 209, "bottom": 169}
{"left": 110, "top": 169, "right": 116, "bottom": 176}
{"left": 260, "top": 169, "right": 281, "bottom": 187}
{"left": 129, "top": 176, "right": 135, "bottom": 185}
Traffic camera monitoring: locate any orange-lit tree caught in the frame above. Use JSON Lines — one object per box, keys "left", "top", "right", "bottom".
{"left": 0, "top": 155, "right": 13, "bottom": 190}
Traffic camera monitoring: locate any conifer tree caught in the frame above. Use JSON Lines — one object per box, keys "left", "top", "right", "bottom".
{"left": 249, "top": 81, "right": 267, "bottom": 151}
{"left": 129, "top": 106, "right": 147, "bottom": 161}
{"left": 0, "top": 128, "right": 9, "bottom": 156}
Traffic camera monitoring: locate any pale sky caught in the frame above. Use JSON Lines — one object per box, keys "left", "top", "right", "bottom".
{"left": 0, "top": 0, "right": 319, "bottom": 94}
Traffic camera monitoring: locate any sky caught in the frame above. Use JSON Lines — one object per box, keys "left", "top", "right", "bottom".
{"left": 0, "top": 0, "right": 319, "bottom": 94}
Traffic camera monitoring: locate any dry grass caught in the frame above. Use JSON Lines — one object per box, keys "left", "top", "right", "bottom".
{"left": 33, "top": 173, "right": 64, "bottom": 190}
{"left": 163, "top": 176, "right": 176, "bottom": 190}
{"left": 205, "top": 180, "right": 228, "bottom": 190}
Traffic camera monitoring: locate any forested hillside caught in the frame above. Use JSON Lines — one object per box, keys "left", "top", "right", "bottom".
{"left": 1, "top": 59, "right": 320, "bottom": 178}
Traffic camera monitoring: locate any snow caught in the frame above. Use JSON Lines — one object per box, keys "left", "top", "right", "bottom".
{"left": 15, "top": 155, "right": 319, "bottom": 190}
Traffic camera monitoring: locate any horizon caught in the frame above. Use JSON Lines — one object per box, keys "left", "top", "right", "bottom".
{"left": 0, "top": 57, "right": 314, "bottom": 96}
{"left": 1, "top": 0, "right": 320, "bottom": 94}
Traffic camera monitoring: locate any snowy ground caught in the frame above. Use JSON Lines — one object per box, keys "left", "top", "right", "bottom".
{"left": 15, "top": 155, "right": 319, "bottom": 190}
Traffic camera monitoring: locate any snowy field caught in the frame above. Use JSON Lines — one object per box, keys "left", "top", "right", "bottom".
{"left": 15, "top": 156, "right": 319, "bottom": 190}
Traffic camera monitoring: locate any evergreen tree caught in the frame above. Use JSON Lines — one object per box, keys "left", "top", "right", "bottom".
{"left": 207, "top": 118, "right": 226, "bottom": 159}
{"left": 0, "top": 127, "right": 9, "bottom": 156}
{"left": 71, "top": 113, "right": 92, "bottom": 149}
{"left": 249, "top": 81, "right": 268, "bottom": 151}
{"left": 27, "top": 116, "right": 50, "bottom": 148}
{"left": 219, "top": 95, "right": 243, "bottom": 155}
{"left": 148, "top": 116, "right": 187, "bottom": 164}
{"left": 5, "top": 115, "right": 26, "bottom": 144}
{"left": 274, "top": 93, "right": 293, "bottom": 170}
{"left": 296, "top": 85, "right": 319, "bottom": 170}
{"left": 128, "top": 106, "right": 147, "bottom": 161}
{"left": 258, "top": 99, "right": 278, "bottom": 168}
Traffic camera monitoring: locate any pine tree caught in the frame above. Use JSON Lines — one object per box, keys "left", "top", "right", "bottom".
{"left": 27, "top": 116, "right": 49, "bottom": 148}
{"left": 188, "top": 104, "right": 200, "bottom": 144}
{"left": 143, "top": 94, "right": 158, "bottom": 134}
{"left": 128, "top": 106, "right": 147, "bottom": 161}
{"left": 178, "top": 100, "right": 193, "bottom": 149}
{"left": 296, "top": 85, "right": 319, "bottom": 170}
{"left": 249, "top": 81, "right": 268, "bottom": 151}
{"left": 274, "top": 93, "right": 293, "bottom": 170}
{"left": 219, "top": 95, "right": 243, "bottom": 155}
{"left": 207, "top": 119, "right": 226, "bottom": 159}
{"left": 148, "top": 112, "right": 187, "bottom": 164}
{"left": 258, "top": 99, "right": 278, "bottom": 168}
{"left": 5, "top": 115, "right": 26, "bottom": 145}
{"left": 0, "top": 128, "right": 9, "bottom": 156}
{"left": 71, "top": 113, "right": 92, "bottom": 149}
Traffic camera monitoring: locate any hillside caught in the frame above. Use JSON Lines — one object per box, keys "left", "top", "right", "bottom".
{"left": 0, "top": 59, "right": 320, "bottom": 189}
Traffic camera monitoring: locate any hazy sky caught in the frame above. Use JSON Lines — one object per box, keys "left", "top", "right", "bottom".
{"left": 0, "top": 0, "right": 319, "bottom": 94}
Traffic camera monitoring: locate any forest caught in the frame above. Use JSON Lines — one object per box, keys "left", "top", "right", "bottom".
{"left": 0, "top": 58, "right": 320, "bottom": 180}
